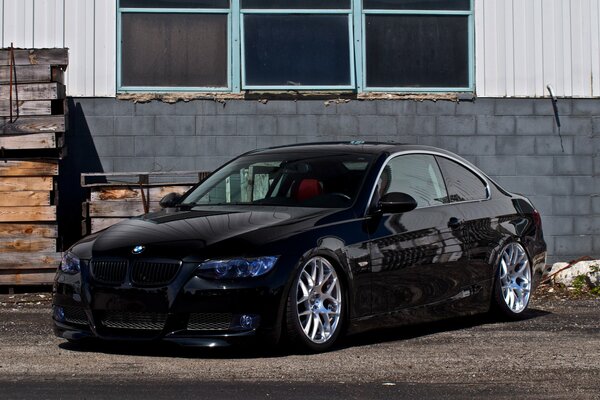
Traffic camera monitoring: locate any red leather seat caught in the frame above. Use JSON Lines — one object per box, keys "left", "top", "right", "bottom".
{"left": 294, "top": 179, "right": 322, "bottom": 202}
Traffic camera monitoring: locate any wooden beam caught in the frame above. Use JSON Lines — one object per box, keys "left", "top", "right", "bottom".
{"left": 0, "top": 177, "right": 53, "bottom": 191}
{"left": 0, "top": 65, "right": 64, "bottom": 84}
{"left": 91, "top": 218, "right": 128, "bottom": 233}
{"left": 0, "top": 83, "right": 65, "bottom": 100}
{"left": 0, "top": 206, "right": 56, "bottom": 222}
{"left": 0, "top": 160, "right": 58, "bottom": 176}
{"left": 0, "top": 100, "right": 52, "bottom": 116}
{"left": 0, "top": 223, "right": 57, "bottom": 238}
{"left": 0, "top": 115, "right": 65, "bottom": 134}
{"left": 0, "top": 251, "right": 61, "bottom": 269}
{"left": 0, "top": 271, "right": 57, "bottom": 285}
{"left": 0, "top": 49, "right": 68, "bottom": 67}
{"left": 88, "top": 201, "right": 160, "bottom": 217}
{"left": 0, "top": 191, "right": 50, "bottom": 206}
{"left": 0, "top": 132, "right": 59, "bottom": 149}
{"left": 90, "top": 186, "right": 192, "bottom": 202}
{"left": 0, "top": 237, "right": 56, "bottom": 252}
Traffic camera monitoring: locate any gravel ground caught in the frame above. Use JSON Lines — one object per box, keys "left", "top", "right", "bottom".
{"left": 0, "top": 292, "right": 598, "bottom": 399}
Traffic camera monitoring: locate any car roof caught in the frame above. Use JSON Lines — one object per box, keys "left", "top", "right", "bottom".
{"left": 246, "top": 142, "right": 456, "bottom": 157}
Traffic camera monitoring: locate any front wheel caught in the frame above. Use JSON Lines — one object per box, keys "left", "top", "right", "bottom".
{"left": 492, "top": 242, "right": 532, "bottom": 319}
{"left": 286, "top": 256, "right": 345, "bottom": 352}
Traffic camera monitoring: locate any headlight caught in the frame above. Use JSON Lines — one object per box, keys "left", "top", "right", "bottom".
{"left": 196, "top": 256, "right": 279, "bottom": 279}
{"left": 59, "top": 252, "right": 81, "bottom": 274}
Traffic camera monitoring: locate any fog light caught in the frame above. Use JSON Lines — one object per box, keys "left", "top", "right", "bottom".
{"left": 53, "top": 305, "right": 65, "bottom": 322}
{"left": 240, "top": 314, "right": 254, "bottom": 329}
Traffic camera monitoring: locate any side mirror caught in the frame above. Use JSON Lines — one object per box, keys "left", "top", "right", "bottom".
{"left": 378, "top": 192, "right": 418, "bottom": 214}
{"left": 159, "top": 192, "right": 182, "bottom": 208}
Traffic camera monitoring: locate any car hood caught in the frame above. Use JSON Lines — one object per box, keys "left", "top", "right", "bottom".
{"left": 73, "top": 206, "right": 345, "bottom": 260}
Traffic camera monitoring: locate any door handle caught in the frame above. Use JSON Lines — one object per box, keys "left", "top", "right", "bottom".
{"left": 448, "top": 217, "right": 462, "bottom": 229}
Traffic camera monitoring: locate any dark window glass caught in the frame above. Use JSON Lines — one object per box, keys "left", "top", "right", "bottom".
{"left": 364, "top": 0, "right": 470, "bottom": 10}
{"left": 242, "top": 0, "right": 350, "bottom": 9}
{"left": 243, "top": 14, "right": 351, "bottom": 86}
{"left": 437, "top": 157, "right": 487, "bottom": 202}
{"left": 121, "top": 13, "right": 228, "bottom": 87}
{"left": 383, "top": 154, "right": 448, "bottom": 208}
{"left": 120, "top": 0, "right": 229, "bottom": 8}
{"left": 365, "top": 15, "right": 469, "bottom": 88}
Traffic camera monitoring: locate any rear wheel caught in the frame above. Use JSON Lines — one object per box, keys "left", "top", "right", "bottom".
{"left": 492, "top": 242, "right": 532, "bottom": 318}
{"left": 286, "top": 256, "right": 344, "bottom": 352}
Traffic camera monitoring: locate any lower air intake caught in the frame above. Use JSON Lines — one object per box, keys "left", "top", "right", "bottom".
{"left": 187, "top": 313, "right": 232, "bottom": 331}
{"left": 102, "top": 312, "right": 167, "bottom": 330}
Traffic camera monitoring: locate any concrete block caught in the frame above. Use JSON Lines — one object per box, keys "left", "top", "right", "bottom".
{"left": 572, "top": 177, "right": 597, "bottom": 195}
{"left": 78, "top": 98, "right": 134, "bottom": 116}
{"left": 174, "top": 101, "right": 203, "bottom": 116}
{"left": 573, "top": 136, "right": 597, "bottom": 155}
{"left": 113, "top": 157, "right": 156, "bottom": 172}
{"left": 134, "top": 136, "right": 176, "bottom": 157}
{"left": 542, "top": 216, "right": 574, "bottom": 236}
{"left": 495, "top": 99, "right": 534, "bottom": 116}
{"left": 155, "top": 116, "right": 195, "bottom": 135}
{"left": 196, "top": 116, "right": 236, "bottom": 135}
{"left": 572, "top": 217, "right": 600, "bottom": 235}
{"left": 358, "top": 116, "right": 397, "bottom": 136}
{"left": 533, "top": 98, "right": 572, "bottom": 116}
{"left": 553, "top": 196, "right": 591, "bottom": 216}
{"left": 376, "top": 100, "right": 417, "bottom": 116}
{"left": 416, "top": 100, "right": 456, "bottom": 115}
{"left": 336, "top": 100, "right": 377, "bottom": 115}
{"left": 93, "top": 136, "right": 134, "bottom": 157}
{"left": 134, "top": 101, "right": 176, "bottom": 116}
{"left": 196, "top": 136, "right": 218, "bottom": 156}
{"left": 554, "top": 235, "right": 593, "bottom": 256}
{"left": 476, "top": 156, "right": 517, "bottom": 176}
{"left": 457, "top": 136, "right": 495, "bottom": 155}
{"left": 558, "top": 117, "right": 593, "bottom": 136}
{"left": 515, "top": 156, "right": 553, "bottom": 176}
{"left": 593, "top": 117, "right": 600, "bottom": 135}
{"left": 416, "top": 136, "right": 458, "bottom": 152}
{"left": 516, "top": 116, "right": 554, "bottom": 135}
{"left": 114, "top": 116, "right": 155, "bottom": 135}
{"left": 317, "top": 115, "right": 359, "bottom": 136}
{"left": 436, "top": 116, "right": 476, "bottom": 135}
{"left": 535, "top": 136, "right": 574, "bottom": 155}
{"left": 195, "top": 156, "right": 230, "bottom": 171}
{"left": 572, "top": 99, "right": 600, "bottom": 116}
{"left": 174, "top": 137, "right": 199, "bottom": 157}
{"left": 256, "top": 101, "right": 297, "bottom": 115}
{"left": 493, "top": 176, "right": 572, "bottom": 196}
{"left": 455, "top": 98, "right": 495, "bottom": 115}
{"left": 154, "top": 156, "right": 196, "bottom": 171}
{"left": 84, "top": 116, "right": 114, "bottom": 136}
{"left": 554, "top": 156, "right": 593, "bottom": 176}
{"left": 257, "top": 135, "right": 296, "bottom": 149}
{"left": 236, "top": 116, "right": 277, "bottom": 136}
{"left": 496, "top": 137, "right": 535, "bottom": 155}
{"left": 476, "top": 116, "right": 515, "bottom": 135}
{"left": 296, "top": 100, "right": 337, "bottom": 115}
{"left": 99, "top": 158, "right": 114, "bottom": 173}
{"left": 376, "top": 135, "right": 415, "bottom": 144}
{"left": 397, "top": 116, "right": 435, "bottom": 136}
{"left": 277, "top": 116, "right": 318, "bottom": 136}
{"left": 215, "top": 136, "right": 257, "bottom": 157}
{"left": 217, "top": 100, "right": 258, "bottom": 115}
{"left": 526, "top": 195, "right": 552, "bottom": 215}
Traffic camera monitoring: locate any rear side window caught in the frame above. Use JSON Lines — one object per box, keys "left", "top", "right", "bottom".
{"left": 383, "top": 154, "right": 448, "bottom": 208}
{"left": 436, "top": 157, "right": 488, "bottom": 202}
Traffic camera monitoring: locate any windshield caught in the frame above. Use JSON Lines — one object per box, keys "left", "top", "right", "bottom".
{"left": 181, "top": 152, "right": 374, "bottom": 208}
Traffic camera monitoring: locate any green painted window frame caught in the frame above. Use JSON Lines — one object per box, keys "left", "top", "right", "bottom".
{"left": 116, "top": 0, "right": 474, "bottom": 93}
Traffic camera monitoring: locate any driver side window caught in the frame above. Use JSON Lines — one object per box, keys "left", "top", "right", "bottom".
{"left": 383, "top": 154, "right": 449, "bottom": 208}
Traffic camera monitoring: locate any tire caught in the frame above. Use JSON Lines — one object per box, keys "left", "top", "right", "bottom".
{"left": 285, "top": 256, "right": 345, "bottom": 352}
{"left": 491, "top": 242, "right": 533, "bottom": 319}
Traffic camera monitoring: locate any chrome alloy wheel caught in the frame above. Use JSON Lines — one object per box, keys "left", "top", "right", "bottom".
{"left": 499, "top": 243, "right": 531, "bottom": 313}
{"left": 296, "top": 257, "right": 342, "bottom": 344}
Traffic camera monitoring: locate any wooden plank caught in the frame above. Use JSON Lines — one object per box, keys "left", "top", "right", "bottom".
{"left": 0, "top": 132, "right": 58, "bottom": 149}
{"left": 91, "top": 218, "right": 128, "bottom": 233}
{"left": 0, "top": 49, "right": 68, "bottom": 67}
{"left": 0, "top": 83, "right": 65, "bottom": 100}
{"left": 0, "top": 271, "right": 56, "bottom": 285}
{"left": 88, "top": 201, "right": 160, "bottom": 217}
{"left": 0, "top": 191, "right": 50, "bottom": 206}
{"left": 0, "top": 65, "right": 64, "bottom": 84}
{"left": 90, "top": 186, "right": 191, "bottom": 202}
{"left": 0, "top": 115, "right": 65, "bottom": 134}
{"left": 0, "top": 223, "right": 57, "bottom": 238}
{"left": 0, "top": 251, "right": 61, "bottom": 269}
{"left": 0, "top": 237, "right": 56, "bottom": 253}
{"left": 0, "top": 206, "right": 56, "bottom": 222}
{"left": 0, "top": 160, "right": 58, "bottom": 176}
{"left": 0, "top": 100, "right": 52, "bottom": 117}
{"left": 0, "top": 177, "right": 54, "bottom": 191}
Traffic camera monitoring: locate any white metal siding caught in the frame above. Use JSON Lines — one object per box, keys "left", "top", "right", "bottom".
{"left": 0, "top": 0, "right": 116, "bottom": 97}
{"left": 476, "top": 0, "right": 600, "bottom": 98}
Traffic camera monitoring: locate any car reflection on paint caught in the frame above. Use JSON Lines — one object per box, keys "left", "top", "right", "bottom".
{"left": 53, "top": 142, "right": 546, "bottom": 352}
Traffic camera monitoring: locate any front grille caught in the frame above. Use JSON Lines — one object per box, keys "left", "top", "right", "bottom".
{"left": 102, "top": 311, "right": 167, "bottom": 330}
{"left": 91, "top": 259, "right": 128, "bottom": 284}
{"left": 63, "top": 306, "right": 88, "bottom": 326}
{"left": 131, "top": 260, "right": 181, "bottom": 286}
{"left": 187, "top": 313, "right": 232, "bottom": 331}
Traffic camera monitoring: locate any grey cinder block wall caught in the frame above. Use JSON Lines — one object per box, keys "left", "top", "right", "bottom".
{"left": 65, "top": 97, "right": 599, "bottom": 263}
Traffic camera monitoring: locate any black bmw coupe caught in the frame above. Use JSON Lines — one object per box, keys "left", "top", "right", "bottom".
{"left": 53, "top": 143, "right": 546, "bottom": 352}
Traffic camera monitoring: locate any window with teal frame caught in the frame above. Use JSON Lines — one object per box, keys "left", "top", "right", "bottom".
{"left": 116, "top": 0, "right": 473, "bottom": 93}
